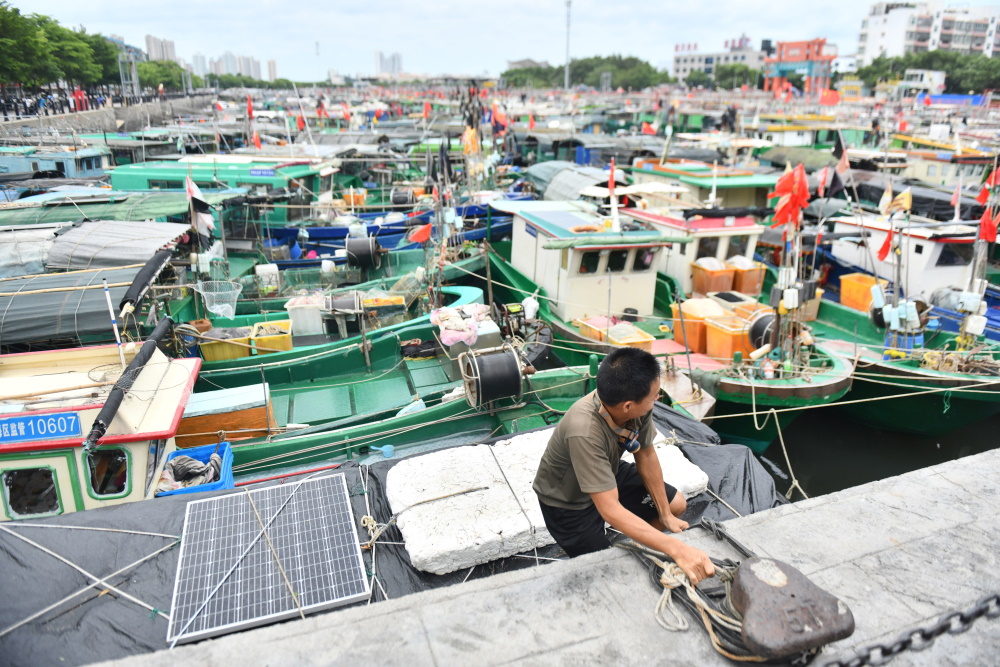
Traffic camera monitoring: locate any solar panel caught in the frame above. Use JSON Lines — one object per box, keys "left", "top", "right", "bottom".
{"left": 166, "top": 473, "right": 369, "bottom": 645}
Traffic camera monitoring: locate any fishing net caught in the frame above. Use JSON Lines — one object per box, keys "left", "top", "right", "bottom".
{"left": 87, "top": 363, "right": 142, "bottom": 385}
{"left": 194, "top": 281, "right": 243, "bottom": 319}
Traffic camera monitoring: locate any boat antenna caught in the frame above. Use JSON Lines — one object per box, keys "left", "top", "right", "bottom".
{"left": 292, "top": 82, "right": 319, "bottom": 158}
{"left": 102, "top": 278, "right": 127, "bottom": 370}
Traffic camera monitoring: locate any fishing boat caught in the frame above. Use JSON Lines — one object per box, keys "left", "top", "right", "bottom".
{"left": 482, "top": 199, "right": 853, "bottom": 452}
{"left": 0, "top": 319, "right": 203, "bottom": 521}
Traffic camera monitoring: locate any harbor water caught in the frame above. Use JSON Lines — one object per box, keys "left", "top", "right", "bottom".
{"left": 757, "top": 405, "right": 1000, "bottom": 498}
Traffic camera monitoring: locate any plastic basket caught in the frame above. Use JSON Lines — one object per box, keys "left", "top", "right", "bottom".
{"left": 251, "top": 319, "right": 293, "bottom": 354}
{"left": 155, "top": 442, "right": 234, "bottom": 497}
{"left": 195, "top": 281, "right": 243, "bottom": 319}
{"left": 840, "top": 274, "right": 887, "bottom": 312}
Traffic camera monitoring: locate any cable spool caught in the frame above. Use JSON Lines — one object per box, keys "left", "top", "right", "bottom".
{"left": 459, "top": 344, "right": 523, "bottom": 408}
{"left": 345, "top": 236, "right": 382, "bottom": 269}
{"left": 747, "top": 312, "right": 776, "bottom": 350}
{"left": 390, "top": 187, "right": 415, "bottom": 206}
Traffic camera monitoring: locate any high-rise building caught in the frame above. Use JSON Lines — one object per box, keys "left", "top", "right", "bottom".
{"left": 221, "top": 52, "right": 238, "bottom": 76}
{"left": 858, "top": 3, "right": 1000, "bottom": 67}
{"left": 375, "top": 51, "right": 402, "bottom": 76}
{"left": 250, "top": 58, "right": 262, "bottom": 81}
{"left": 145, "top": 35, "right": 177, "bottom": 62}
{"left": 192, "top": 54, "right": 207, "bottom": 77}
{"left": 268, "top": 60, "right": 277, "bottom": 82}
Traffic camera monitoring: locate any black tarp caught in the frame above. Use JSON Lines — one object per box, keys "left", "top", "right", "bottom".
{"left": 0, "top": 407, "right": 785, "bottom": 666}
{"left": 847, "top": 171, "right": 985, "bottom": 221}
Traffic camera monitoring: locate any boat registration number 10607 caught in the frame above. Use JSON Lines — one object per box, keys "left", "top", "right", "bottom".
{"left": 0, "top": 413, "right": 83, "bottom": 444}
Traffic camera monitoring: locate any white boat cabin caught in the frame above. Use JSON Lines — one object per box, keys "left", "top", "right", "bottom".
{"left": 622, "top": 208, "right": 765, "bottom": 295}
{"left": 0, "top": 344, "right": 199, "bottom": 521}
{"left": 828, "top": 212, "right": 979, "bottom": 300}
{"left": 498, "top": 201, "right": 667, "bottom": 323}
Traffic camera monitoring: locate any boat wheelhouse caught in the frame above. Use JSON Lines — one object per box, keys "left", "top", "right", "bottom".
{"left": 0, "top": 327, "right": 199, "bottom": 521}
{"left": 630, "top": 158, "right": 777, "bottom": 209}
{"left": 0, "top": 146, "right": 112, "bottom": 180}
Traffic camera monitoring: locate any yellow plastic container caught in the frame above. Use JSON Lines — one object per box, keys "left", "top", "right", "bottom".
{"left": 609, "top": 327, "right": 655, "bottom": 352}
{"left": 840, "top": 274, "right": 887, "bottom": 312}
{"left": 727, "top": 262, "right": 766, "bottom": 295}
{"left": 199, "top": 336, "right": 252, "bottom": 362}
{"left": 575, "top": 316, "right": 616, "bottom": 342}
{"left": 705, "top": 316, "right": 755, "bottom": 362}
{"left": 251, "top": 319, "right": 293, "bottom": 354}
{"left": 344, "top": 188, "right": 367, "bottom": 206}
{"left": 691, "top": 263, "right": 735, "bottom": 295}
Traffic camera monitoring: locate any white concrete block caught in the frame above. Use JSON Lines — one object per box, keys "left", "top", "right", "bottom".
{"left": 386, "top": 426, "right": 707, "bottom": 575}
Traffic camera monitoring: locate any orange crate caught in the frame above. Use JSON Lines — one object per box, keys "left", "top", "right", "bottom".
{"left": 840, "top": 273, "right": 887, "bottom": 312}
{"left": 728, "top": 262, "right": 766, "bottom": 295}
{"left": 705, "top": 316, "right": 755, "bottom": 362}
{"left": 733, "top": 302, "right": 774, "bottom": 321}
{"left": 670, "top": 303, "right": 707, "bottom": 353}
{"left": 691, "top": 263, "right": 735, "bottom": 295}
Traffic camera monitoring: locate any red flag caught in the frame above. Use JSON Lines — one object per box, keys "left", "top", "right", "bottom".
{"left": 977, "top": 185, "right": 990, "bottom": 205}
{"left": 252, "top": 131, "right": 261, "bottom": 150}
{"left": 986, "top": 168, "right": 1000, "bottom": 188}
{"left": 818, "top": 89, "right": 840, "bottom": 106}
{"left": 817, "top": 166, "right": 829, "bottom": 198}
{"left": 297, "top": 115, "right": 306, "bottom": 131}
{"left": 898, "top": 119, "right": 908, "bottom": 132}
{"left": 979, "top": 209, "right": 997, "bottom": 242}
{"left": 608, "top": 158, "right": 616, "bottom": 194}
{"left": 246, "top": 94, "right": 254, "bottom": 120}
{"left": 341, "top": 102, "right": 351, "bottom": 122}
{"left": 951, "top": 183, "right": 961, "bottom": 207}
{"left": 923, "top": 95, "right": 932, "bottom": 106}
{"left": 877, "top": 227, "right": 894, "bottom": 261}
{"left": 641, "top": 121, "right": 656, "bottom": 135}
{"left": 408, "top": 222, "right": 433, "bottom": 244}
{"left": 317, "top": 101, "right": 329, "bottom": 118}
{"left": 185, "top": 175, "right": 205, "bottom": 205}
{"left": 214, "top": 101, "right": 224, "bottom": 111}
{"left": 423, "top": 101, "right": 431, "bottom": 119}
{"left": 528, "top": 115, "right": 535, "bottom": 130}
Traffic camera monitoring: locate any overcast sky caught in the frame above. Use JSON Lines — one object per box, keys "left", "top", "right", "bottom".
{"left": 24, "top": 0, "right": 1000, "bottom": 80}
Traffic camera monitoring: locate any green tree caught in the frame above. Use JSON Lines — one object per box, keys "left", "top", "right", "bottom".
{"left": 713, "top": 63, "right": 759, "bottom": 89}
{"left": 81, "top": 32, "right": 121, "bottom": 85}
{"left": 31, "top": 15, "right": 100, "bottom": 85}
{"left": 137, "top": 60, "right": 186, "bottom": 90}
{"left": 685, "top": 70, "right": 712, "bottom": 88}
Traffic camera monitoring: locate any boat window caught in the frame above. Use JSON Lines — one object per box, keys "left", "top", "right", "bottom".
{"left": 935, "top": 243, "right": 974, "bottom": 266}
{"left": 87, "top": 449, "right": 129, "bottom": 497}
{"left": 633, "top": 248, "right": 656, "bottom": 271}
{"left": 914, "top": 244, "right": 924, "bottom": 254}
{"left": 728, "top": 235, "right": 750, "bottom": 257}
{"left": 695, "top": 236, "right": 720, "bottom": 260}
{"left": 31, "top": 161, "right": 39, "bottom": 172}
{"left": 149, "top": 179, "right": 183, "bottom": 190}
{"left": 927, "top": 165, "right": 937, "bottom": 176}
{"left": 55, "top": 161, "right": 65, "bottom": 175}
{"left": 579, "top": 251, "right": 601, "bottom": 274}
{"left": 607, "top": 250, "right": 628, "bottom": 272}
{"left": 941, "top": 165, "right": 950, "bottom": 177}
{"left": 561, "top": 250, "right": 569, "bottom": 270}
{"left": 3, "top": 468, "right": 60, "bottom": 518}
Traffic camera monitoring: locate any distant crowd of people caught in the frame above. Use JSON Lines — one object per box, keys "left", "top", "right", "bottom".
{"left": 1, "top": 90, "right": 193, "bottom": 120}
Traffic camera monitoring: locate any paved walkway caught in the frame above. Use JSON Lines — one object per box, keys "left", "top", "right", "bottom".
{"left": 100, "top": 448, "right": 1000, "bottom": 666}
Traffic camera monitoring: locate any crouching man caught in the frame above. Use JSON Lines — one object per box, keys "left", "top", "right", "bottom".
{"left": 532, "top": 347, "right": 714, "bottom": 584}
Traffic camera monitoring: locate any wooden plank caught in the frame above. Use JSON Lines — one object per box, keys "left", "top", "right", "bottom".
{"left": 175, "top": 404, "right": 277, "bottom": 448}
{"left": 661, "top": 371, "right": 716, "bottom": 422}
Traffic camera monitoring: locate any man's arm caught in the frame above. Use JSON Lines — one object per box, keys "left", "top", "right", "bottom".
{"left": 633, "top": 446, "right": 688, "bottom": 533}
{"left": 590, "top": 488, "right": 715, "bottom": 585}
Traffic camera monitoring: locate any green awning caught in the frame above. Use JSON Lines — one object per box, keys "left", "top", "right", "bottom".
{"left": 0, "top": 192, "right": 240, "bottom": 226}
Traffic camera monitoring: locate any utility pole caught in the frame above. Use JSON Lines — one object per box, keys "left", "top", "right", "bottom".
{"left": 564, "top": 1, "right": 572, "bottom": 90}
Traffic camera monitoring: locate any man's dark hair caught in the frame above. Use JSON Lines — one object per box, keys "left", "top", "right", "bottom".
{"left": 596, "top": 347, "right": 661, "bottom": 406}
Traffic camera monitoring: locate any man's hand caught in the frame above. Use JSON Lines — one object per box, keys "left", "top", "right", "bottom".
{"left": 661, "top": 512, "right": 689, "bottom": 534}
{"left": 670, "top": 542, "right": 715, "bottom": 586}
